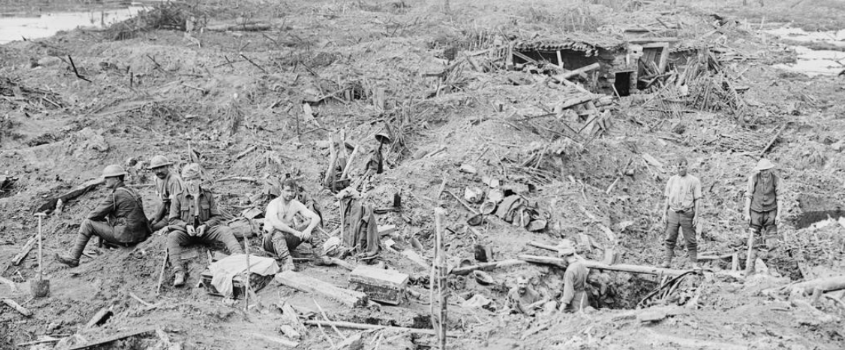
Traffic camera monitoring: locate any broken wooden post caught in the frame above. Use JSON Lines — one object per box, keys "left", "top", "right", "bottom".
{"left": 155, "top": 248, "right": 168, "bottom": 295}
{"left": 303, "top": 320, "right": 452, "bottom": 337}
{"left": 554, "top": 62, "right": 600, "bottom": 81}
{"left": 33, "top": 178, "right": 103, "bottom": 214}
{"left": 348, "top": 265, "right": 409, "bottom": 305}
{"left": 2, "top": 299, "right": 32, "bottom": 317}
{"left": 432, "top": 208, "right": 448, "bottom": 350}
{"left": 68, "top": 327, "right": 157, "bottom": 350}
{"left": 12, "top": 236, "right": 36, "bottom": 266}
{"left": 85, "top": 307, "right": 113, "bottom": 329}
{"left": 275, "top": 270, "right": 368, "bottom": 308}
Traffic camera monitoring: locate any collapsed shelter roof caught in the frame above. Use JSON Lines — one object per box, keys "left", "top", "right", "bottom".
{"left": 513, "top": 33, "right": 626, "bottom": 56}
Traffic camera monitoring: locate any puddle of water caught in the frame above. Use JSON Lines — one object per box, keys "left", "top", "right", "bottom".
{"left": 765, "top": 27, "right": 845, "bottom": 76}
{"left": 0, "top": 1, "right": 169, "bottom": 45}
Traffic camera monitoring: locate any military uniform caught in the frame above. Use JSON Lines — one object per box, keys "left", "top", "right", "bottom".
{"left": 167, "top": 187, "right": 243, "bottom": 272}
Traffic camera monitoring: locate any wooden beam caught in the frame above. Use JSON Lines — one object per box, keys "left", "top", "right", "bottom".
{"left": 275, "top": 270, "right": 368, "bottom": 308}
{"left": 11, "top": 236, "right": 36, "bottom": 265}
{"left": 518, "top": 255, "right": 688, "bottom": 277}
{"left": 2, "top": 298, "right": 32, "bottom": 317}
{"left": 251, "top": 333, "right": 298, "bottom": 348}
{"left": 449, "top": 259, "right": 527, "bottom": 276}
{"left": 627, "top": 37, "right": 678, "bottom": 43}
{"left": 33, "top": 178, "right": 103, "bottom": 213}
{"left": 69, "top": 327, "right": 157, "bottom": 350}
{"left": 553, "top": 63, "right": 600, "bottom": 81}
{"left": 303, "top": 320, "right": 457, "bottom": 337}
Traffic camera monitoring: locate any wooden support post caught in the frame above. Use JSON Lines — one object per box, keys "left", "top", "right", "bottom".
{"left": 556, "top": 50, "right": 564, "bottom": 69}
{"left": 432, "top": 208, "right": 448, "bottom": 349}
{"left": 244, "top": 239, "right": 251, "bottom": 312}
{"left": 155, "top": 249, "right": 168, "bottom": 295}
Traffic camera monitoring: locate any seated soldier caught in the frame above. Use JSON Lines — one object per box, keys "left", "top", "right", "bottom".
{"left": 167, "top": 163, "right": 243, "bottom": 287}
{"left": 507, "top": 276, "right": 545, "bottom": 317}
{"left": 262, "top": 179, "right": 329, "bottom": 271}
{"left": 56, "top": 165, "right": 151, "bottom": 267}
{"left": 148, "top": 155, "right": 182, "bottom": 232}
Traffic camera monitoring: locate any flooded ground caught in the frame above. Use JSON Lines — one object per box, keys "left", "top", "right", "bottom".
{"left": 766, "top": 27, "right": 845, "bottom": 76}
{"left": 0, "top": 0, "right": 164, "bottom": 44}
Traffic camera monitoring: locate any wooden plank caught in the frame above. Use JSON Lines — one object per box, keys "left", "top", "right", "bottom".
{"left": 275, "top": 270, "right": 368, "bottom": 308}
{"left": 69, "top": 327, "right": 157, "bottom": 350}
{"left": 2, "top": 298, "right": 32, "bottom": 317}
{"left": 303, "top": 320, "right": 456, "bottom": 337}
{"left": 627, "top": 37, "right": 678, "bottom": 43}
{"left": 12, "top": 236, "right": 37, "bottom": 265}
{"left": 378, "top": 225, "right": 397, "bottom": 236}
{"left": 349, "top": 266, "right": 409, "bottom": 289}
{"left": 553, "top": 63, "right": 600, "bottom": 81}
{"left": 400, "top": 249, "right": 430, "bottom": 270}
{"left": 518, "top": 255, "right": 688, "bottom": 277}
{"left": 33, "top": 178, "right": 103, "bottom": 213}
{"left": 449, "top": 259, "right": 527, "bottom": 276}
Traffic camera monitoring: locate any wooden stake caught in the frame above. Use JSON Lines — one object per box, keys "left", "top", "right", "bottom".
{"left": 244, "top": 238, "right": 251, "bottom": 312}
{"left": 155, "top": 249, "right": 168, "bottom": 295}
{"left": 433, "top": 208, "right": 448, "bottom": 349}
{"left": 340, "top": 145, "right": 360, "bottom": 180}
{"left": 313, "top": 298, "right": 346, "bottom": 340}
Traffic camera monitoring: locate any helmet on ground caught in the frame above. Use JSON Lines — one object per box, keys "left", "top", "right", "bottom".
{"left": 556, "top": 239, "right": 576, "bottom": 257}
{"left": 374, "top": 131, "right": 393, "bottom": 144}
{"left": 149, "top": 155, "right": 173, "bottom": 169}
{"left": 102, "top": 164, "right": 127, "bottom": 178}
{"left": 323, "top": 236, "right": 341, "bottom": 256}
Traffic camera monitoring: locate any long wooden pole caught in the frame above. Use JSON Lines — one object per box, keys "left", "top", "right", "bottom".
{"left": 244, "top": 238, "right": 250, "bottom": 312}
{"left": 434, "top": 208, "right": 448, "bottom": 349}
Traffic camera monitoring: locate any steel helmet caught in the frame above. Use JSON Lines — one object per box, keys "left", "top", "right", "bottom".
{"left": 556, "top": 239, "right": 576, "bottom": 257}
{"left": 149, "top": 155, "right": 173, "bottom": 169}
{"left": 754, "top": 158, "right": 775, "bottom": 172}
{"left": 102, "top": 164, "right": 127, "bottom": 178}
{"left": 374, "top": 131, "right": 393, "bottom": 144}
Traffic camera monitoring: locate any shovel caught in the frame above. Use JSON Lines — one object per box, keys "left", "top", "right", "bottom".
{"left": 30, "top": 213, "right": 50, "bottom": 298}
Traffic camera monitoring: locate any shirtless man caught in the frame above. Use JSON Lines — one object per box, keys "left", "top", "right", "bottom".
{"left": 262, "top": 179, "right": 329, "bottom": 271}
{"left": 507, "top": 276, "right": 545, "bottom": 316}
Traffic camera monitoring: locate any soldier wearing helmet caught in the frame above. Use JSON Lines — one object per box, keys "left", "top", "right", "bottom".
{"left": 56, "top": 165, "right": 151, "bottom": 267}
{"left": 148, "top": 155, "right": 182, "bottom": 232}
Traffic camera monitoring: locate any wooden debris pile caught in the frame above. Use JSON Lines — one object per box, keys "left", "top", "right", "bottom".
{"left": 0, "top": 77, "right": 64, "bottom": 110}
{"left": 104, "top": 2, "right": 196, "bottom": 40}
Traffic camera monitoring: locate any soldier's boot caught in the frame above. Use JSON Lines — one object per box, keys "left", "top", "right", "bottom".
{"left": 55, "top": 234, "right": 90, "bottom": 268}
{"left": 273, "top": 234, "right": 296, "bottom": 272}
{"left": 173, "top": 269, "right": 186, "bottom": 287}
{"left": 311, "top": 235, "right": 331, "bottom": 266}
{"left": 660, "top": 248, "right": 674, "bottom": 269}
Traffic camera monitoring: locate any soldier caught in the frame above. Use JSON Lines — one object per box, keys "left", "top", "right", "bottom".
{"left": 56, "top": 165, "right": 150, "bottom": 267}
{"left": 167, "top": 163, "right": 243, "bottom": 287}
{"left": 148, "top": 155, "right": 182, "bottom": 232}
{"left": 660, "top": 157, "right": 702, "bottom": 269}
{"left": 743, "top": 158, "right": 782, "bottom": 273}
{"left": 558, "top": 241, "right": 589, "bottom": 313}
{"left": 507, "top": 276, "right": 544, "bottom": 316}
{"left": 262, "top": 179, "right": 329, "bottom": 272}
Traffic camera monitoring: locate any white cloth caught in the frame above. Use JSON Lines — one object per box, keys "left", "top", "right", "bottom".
{"left": 208, "top": 254, "right": 279, "bottom": 298}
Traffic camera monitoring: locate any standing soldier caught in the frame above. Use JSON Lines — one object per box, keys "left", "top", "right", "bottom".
{"left": 743, "top": 158, "right": 781, "bottom": 273}
{"left": 56, "top": 165, "right": 151, "bottom": 267}
{"left": 660, "top": 157, "right": 702, "bottom": 269}
{"left": 557, "top": 241, "right": 589, "bottom": 313}
{"left": 148, "top": 155, "right": 182, "bottom": 232}
{"left": 167, "top": 163, "right": 243, "bottom": 287}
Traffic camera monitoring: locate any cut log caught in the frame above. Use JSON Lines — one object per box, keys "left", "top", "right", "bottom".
{"left": 553, "top": 63, "right": 600, "bottom": 81}
{"left": 449, "top": 259, "right": 527, "bottom": 276}
{"left": 11, "top": 236, "right": 36, "bottom": 265}
{"left": 789, "top": 276, "right": 845, "bottom": 296}
{"left": 275, "top": 270, "right": 368, "bottom": 308}
{"left": 348, "top": 266, "right": 409, "bottom": 305}
{"left": 556, "top": 94, "right": 602, "bottom": 110}
{"left": 251, "top": 333, "right": 298, "bottom": 348}
{"left": 518, "top": 255, "right": 688, "bottom": 277}
{"left": 69, "top": 327, "right": 157, "bottom": 350}
{"left": 33, "top": 178, "right": 103, "bottom": 213}
{"left": 2, "top": 298, "right": 32, "bottom": 317}
{"left": 303, "top": 320, "right": 456, "bottom": 337}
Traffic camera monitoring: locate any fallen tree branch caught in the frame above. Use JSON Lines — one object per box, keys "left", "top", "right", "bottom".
{"left": 67, "top": 55, "right": 92, "bottom": 83}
